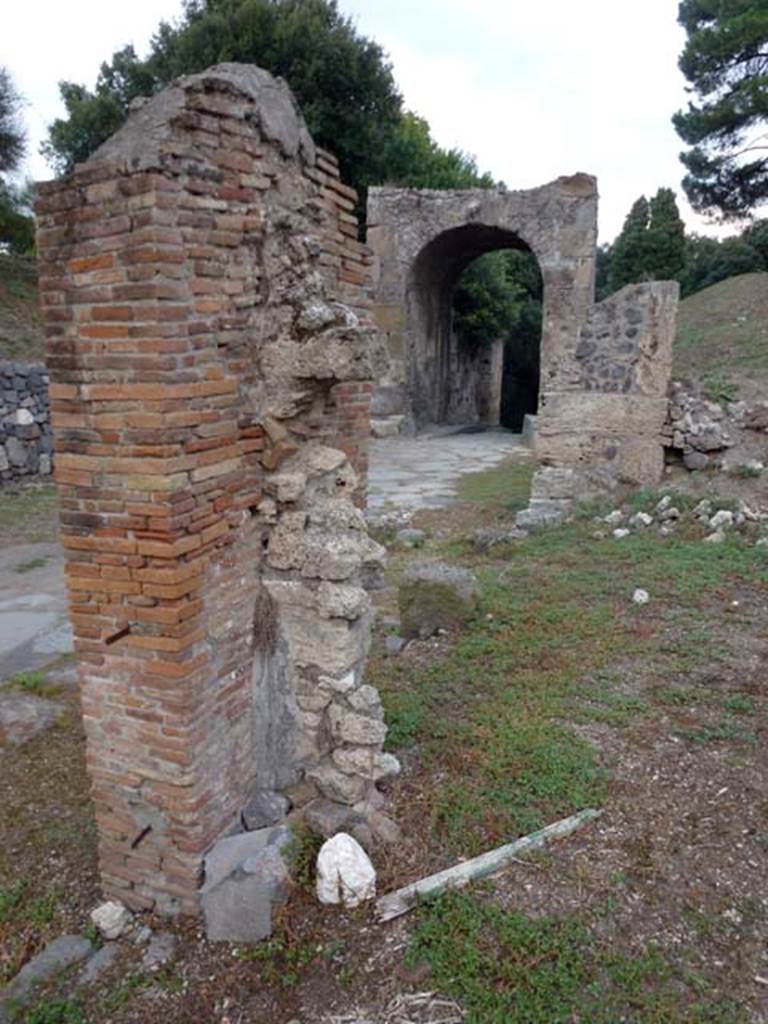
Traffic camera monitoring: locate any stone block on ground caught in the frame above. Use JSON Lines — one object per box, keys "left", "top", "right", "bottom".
{"left": 0, "top": 692, "right": 63, "bottom": 747}
{"left": 201, "top": 826, "right": 293, "bottom": 943}
{"left": 1, "top": 935, "right": 92, "bottom": 1016}
{"left": 242, "top": 789, "right": 291, "bottom": 831}
{"left": 90, "top": 900, "right": 132, "bottom": 941}
{"left": 398, "top": 561, "right": 480, "bottom": 639}
{"left": 316, "top": 833, "right": 376, "bottom": 907}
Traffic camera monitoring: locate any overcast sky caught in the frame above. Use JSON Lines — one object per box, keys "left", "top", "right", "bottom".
{"left": 3, "top": 0, "right": 723, "bottom": 242}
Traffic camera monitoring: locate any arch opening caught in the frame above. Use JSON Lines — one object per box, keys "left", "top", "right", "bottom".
{"left": 407, "top": 224, "right": 543, "bottom": 432}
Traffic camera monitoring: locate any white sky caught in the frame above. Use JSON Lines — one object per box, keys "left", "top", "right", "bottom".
{"left": 3, "top": 0, "right": 729, "bottom": 242}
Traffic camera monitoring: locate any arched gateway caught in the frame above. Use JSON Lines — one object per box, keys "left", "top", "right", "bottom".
{"left": 368, "top": 181, "right": 679, "bottom": 524}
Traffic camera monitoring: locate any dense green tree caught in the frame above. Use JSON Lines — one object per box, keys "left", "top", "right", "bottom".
{"left": 679, "top": 232, "right": 764, "bottom": 295}
{"left": 607, "top": 189, "right": 687, "bottom": 293}
{"left": 673, "top": 0, "right": 768, "bottom": 218}
{"left": 0, "top": 180, "right": 35, "bottom": 254}
{"left": 608, "top": 196, "right": 650, "bottom": 292}
{"left": 0, "top": 66, "right": 25, "bottom": 175}
{"left": 0, "top": 67, "right": 35, "bottom": 254}
{"left": 647, "top": 187, "right": 687, "bottom": 280}
{"left": 382, "top": 112, "right": 495, "bottom": 190}
{"left": 741, "top": 216, "right": 768, "bottom": 263}
{"left": 453, "top": 250, "right": 541, "bottom": 351}
{"left": 43, "top": 0, "right": 403, "bottom": 203}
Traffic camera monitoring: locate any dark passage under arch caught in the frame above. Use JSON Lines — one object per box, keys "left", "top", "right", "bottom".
{"left": 408, "top": 224, "right": 543, "bottom": 431}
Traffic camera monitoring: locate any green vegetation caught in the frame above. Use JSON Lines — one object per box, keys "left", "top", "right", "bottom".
{"left": 407, "top": 890, "right": 747, "bottom": 1023}
{"left": 608, "top": 188, "right": 686, "bottom": 294}
{"left": 673, "top": 272, "right": 768, "bottom": 381}
{"left": 456, "top": 458, "right": 534, "bottom": 514}
{"left": 372, "top": 508, "right": 766, "bottom": 856}
{"left": 0, "top": 66, "right": 34, "bottom": 254}
{"left": 674, "top": 1, "right": 768, "bottom": 218}
{"left": 14, "top": 557, "right": 48, "bottom": 574}
{"left": 6, "top": 672, "right": 55, "bottom": 696}
{"left": 23, "top": 1001, "right": 84, "bottom": 1024}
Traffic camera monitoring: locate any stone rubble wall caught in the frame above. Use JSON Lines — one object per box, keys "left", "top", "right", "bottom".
{"left": 524, "top": 281, "right": 679, "bottom": 522}
{"left": 664, "top": 383, "right": 768, "bottom": 472}
{"left": 0, "top": 362, "right": 53, "bottom": 482}
{"left": 35, "top": 63, "right": 391, "bottom": 916}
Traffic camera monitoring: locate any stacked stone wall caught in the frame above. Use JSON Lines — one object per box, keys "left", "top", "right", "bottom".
{"left": 35, "top": 64, "right": 390, "bottom": 916}
{"left": 0, "top": 362, "right": 53, "bottom": 482}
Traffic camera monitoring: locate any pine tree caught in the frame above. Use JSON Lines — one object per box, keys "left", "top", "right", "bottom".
{"left": 608, "top": 196, "right": 650, "bottom": 292}
{"left": 646, "top": 187, "right": 687, "bottom": 281}
{"left": 673, "top": 0, "right": 768, "bottom": 218}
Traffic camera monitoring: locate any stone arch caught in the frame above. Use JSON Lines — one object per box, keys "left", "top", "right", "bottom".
{"left": 406, "top": 223, "right": 542, "bottom": 428}
{"left": 367, "top": 178, "right": 598, "bottom": 433}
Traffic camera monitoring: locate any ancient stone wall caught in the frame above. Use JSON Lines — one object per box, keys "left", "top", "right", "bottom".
{"left": 368, "top": 181, "right": 679, "bottom": 519}
{"left": 367, "top": 179, "right": 598, "bottom": 434}
{"left": 35, "top": 64, "right": 392, "bottom": 915}
{"left": 0, "top": 362, "right": 53, "bottom": 482}
{"left": 523, "top": 281, "right": 679, "bottom": 523}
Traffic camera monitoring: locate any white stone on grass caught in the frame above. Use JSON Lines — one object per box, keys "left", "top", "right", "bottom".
{"left": 316, "top": 833, "right": 376, "bottom": 908}
{"left": 90, "top": 901, "right": 132, "bottom": 941}
{"left": 612, "top": 528, "right": 631, "bottom": 539}
{"left": 709, "top": 510, "right": 734, "bottom": 530}
{"left": 629, "top": 512, "right": 653, "bottom": 530}
{"left": 633, "top": 589, "right": 650, "bottom": 605}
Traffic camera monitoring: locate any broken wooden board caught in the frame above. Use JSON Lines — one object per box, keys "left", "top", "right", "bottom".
{"left": 376, "top": 807, "right": 602, "bottom": 922}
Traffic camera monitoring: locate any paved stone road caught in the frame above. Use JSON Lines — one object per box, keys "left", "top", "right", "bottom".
{"left": 368, "top": 428, "right": 529, "bottom": 515}
{"left": 0, "top": 542, "right": 72, "bottom": 682}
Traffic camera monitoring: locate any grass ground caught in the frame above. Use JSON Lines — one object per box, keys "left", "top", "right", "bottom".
{"left": 674, "top": 271, "right": 768, "bottom": 401}
{"left": 2, "top": 465, "right": 766, "bottom": 1023}
{"left": 0, "top": 255, "right": 43, "bottom": 362}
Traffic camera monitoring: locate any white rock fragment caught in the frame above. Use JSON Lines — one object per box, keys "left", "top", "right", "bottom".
{"left": 604, "top": 510, "right": 624, "bottom": 526}
{"left": 709, "top": 510, "right": 734, "bottom": 530}
{"left": 633, "top": 588, "right": 650, "bottom": 605}
{"left": 90, "top": 901, "right": 132, "bottom": 941}
{"left": 316, "top": 833, "right": 376, "bottom": 908}
{"left": 629, "top": 512, "right": 653, "bottom": 530}
{"left": 612, "top": 528, "right": 631, "bottom": 539}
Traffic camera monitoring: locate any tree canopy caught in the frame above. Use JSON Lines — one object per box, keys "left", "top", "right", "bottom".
{"left": 0, "top": 67, "right": 34, "bottom": 254}
{"left": 608, "top": 189, "right": 686, "bottom": 292}
{"left": 673, "top": 0, "right": 768, "bottom": 218}
{"left": 0, "top": 66, "right": 25, "bottom": 177}
{"left": 44, "top": 0, "right": 495, "bottom": 202}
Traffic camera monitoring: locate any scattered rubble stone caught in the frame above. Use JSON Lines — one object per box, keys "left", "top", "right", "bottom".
{"left": 142, "top": 932, "right": 178, "bottom": 970}
{"left": 1, "top": 935, "right": 92, "bottom": 1016}
{"left": 78, "top": 945, "right": 118, "bottom": 987}
{"left": 633, "top": 589, "right": 650, "bottom": 605}
{"left": 394, "top": 528, "right": 426, "bottom": 548}
{"left": 242, "top": 789, "right": 291, "bottom": 831}
{"left": 90, "top": 901, "right": 133, "bottom": 941}
{"left": 399, "top": 561, "right": 480, "bottom": 639}
{"left": 613, "top": 528, "right": 631, "bottom": 539}
{"left": 316, "top": 832, "right": 376, "bottom": 907}
{"left": 470, "top": 526, "right": 528, "bottom": 551}
{"left": 201, "top": 826, "right": 293, "bottom": 943}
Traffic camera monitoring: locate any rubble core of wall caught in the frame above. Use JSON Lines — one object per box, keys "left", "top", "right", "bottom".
{"left": 524, "top": 281, "right": 679, "bottom": 523}
{"left": 0, "top": 362, "right": 53, "bottom": 482}
{"left": 35, "top": 62, "right": 392, "bottom": 916}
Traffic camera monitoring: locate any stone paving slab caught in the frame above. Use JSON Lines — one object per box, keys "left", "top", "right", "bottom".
{"left": 0, "top": 542, "right": 71, "bottom": 681}
{"left": 368, "top": 429, "right": 529, "bottom": 515}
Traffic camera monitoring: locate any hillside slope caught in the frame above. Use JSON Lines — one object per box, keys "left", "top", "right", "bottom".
{"left": 674, "top": 272, "right": 768, "bottom": 403}
{"left": 0, "top": 255, "right": 43, "bottom": 362}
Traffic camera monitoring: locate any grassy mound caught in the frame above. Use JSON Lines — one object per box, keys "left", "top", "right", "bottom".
{"left": 674, "top": 272, "right": 768, "bottom": 398}
{"left": 0, "top": 254, "right": 43, "bottom": 362}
